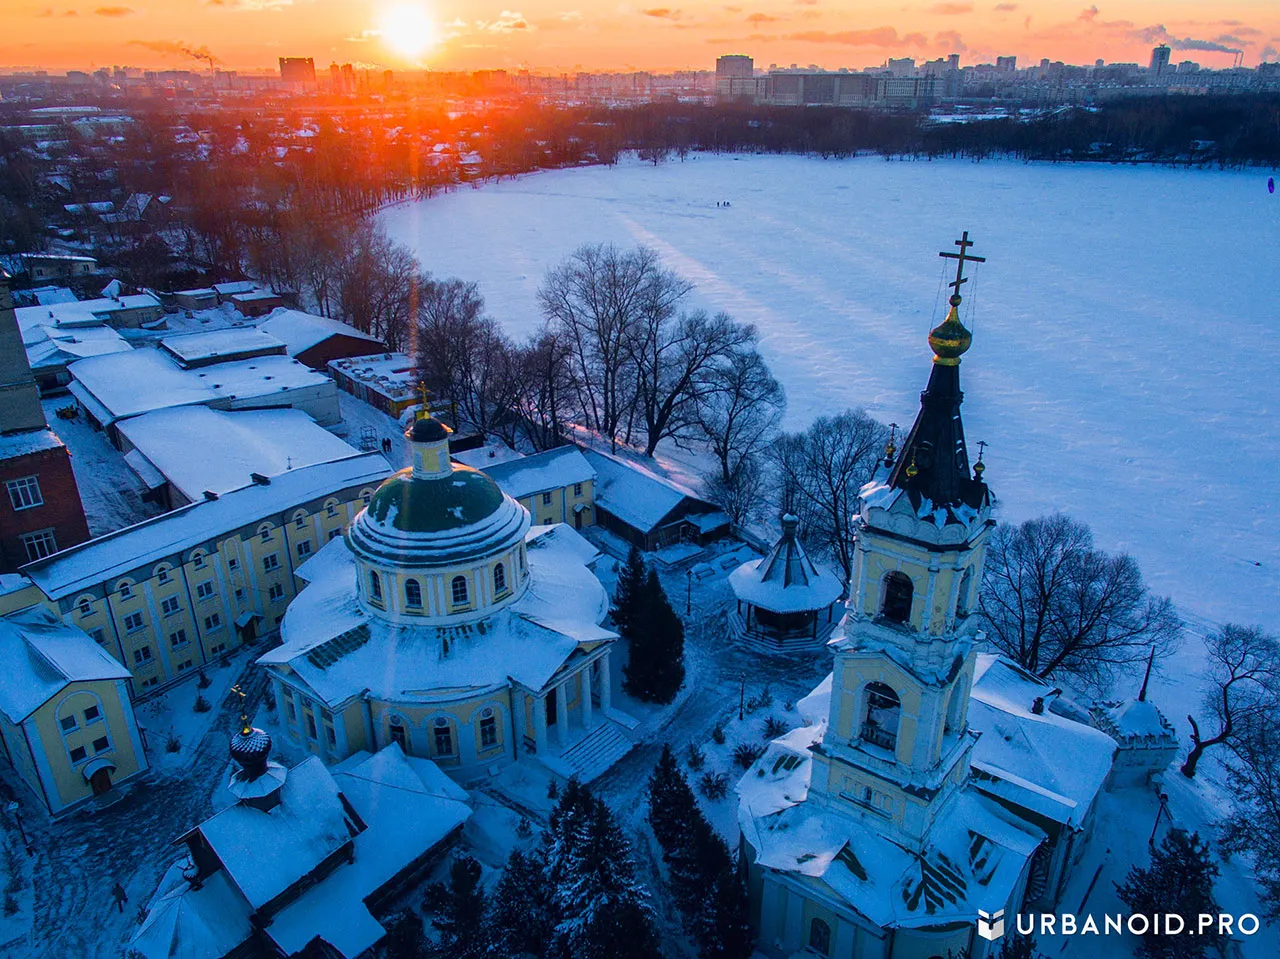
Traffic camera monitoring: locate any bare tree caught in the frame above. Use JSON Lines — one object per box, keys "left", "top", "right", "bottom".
{"left": 704, "top": 453, "right": 769, "bottom": 528}
{"left": 697, "top": 346, "right": 785, "bottom": 482}
{"left": 538, "top": 244, "right": 690, "bottom": 451}
{"left": 979, "top": 514, "right": 1182, "bottom": 689}
{"left": 416, "top": 278, "right": 487, "bottom": 402}
{"left": 337, "top": 223, "right": 421, "bottom": 350}
{"left": 630, "top": 309, "right": 755, "bottom": 457}
{"left": 1219, "top": 705, "right": 1280, "bottom": 917}
{"left": 769, "top": 411, "right": 888, "bottom": 585}
{"left": 1181, "top": 624, "right": 1279, "bottom": 779}
{"left": 512, "top": 331, "right": 575, "bottom": 451}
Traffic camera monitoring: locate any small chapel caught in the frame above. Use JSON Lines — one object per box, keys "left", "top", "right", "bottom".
{"left": 738, "top": 237, "right": 1121, "bottom": 959}
{"left": 259, "top": 416, "right": 636, "bottom": 783}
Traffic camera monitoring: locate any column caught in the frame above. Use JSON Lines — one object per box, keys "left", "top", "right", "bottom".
{"left": 554, "top": 680, "right": 569, "bottom": 746}
{"left": 512, "top": 692, "right": 527, "bottom": 754}
{"left": 581, "top": 669, "right": 594, "bottom": 730}
{"left": 533, "top": 693, "right": 548, "bottom": 755}
{"left": 598, "top": 649, "right": 612, "bottom": 713}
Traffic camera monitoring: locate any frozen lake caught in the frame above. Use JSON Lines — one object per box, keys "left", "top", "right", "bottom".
{"left": 382, "top": 154, "right": 1280, "bottom": 638}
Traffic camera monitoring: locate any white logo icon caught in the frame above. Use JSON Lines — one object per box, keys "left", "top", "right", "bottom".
{"left": 977, "top": 908, "right": 1005, "bottom": 941}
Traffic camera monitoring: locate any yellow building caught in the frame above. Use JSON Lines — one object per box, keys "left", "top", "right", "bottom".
{"left": 0, "top": 607, "right": 148, "bottom": 815}
{"left": 260, "top": 417, "right": 636, "bottom": 783}
{"left": 476, "top": 445, "right": 597, "bottom": 530}
{"left": 739, "top": 271, "right": 1116, "bottom": 959}
{"left": 17, "top": 453, "right": 391, "bottom": 696}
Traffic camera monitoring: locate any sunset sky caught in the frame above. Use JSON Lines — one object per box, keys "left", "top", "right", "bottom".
{"left": 2, "top": 0, "right": 1277, "bottom": 74}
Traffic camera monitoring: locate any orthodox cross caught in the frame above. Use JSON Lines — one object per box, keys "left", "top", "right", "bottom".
{"left": 939, "top": 231, "right": 985, "bottom": 300}
{"left": 975, "top": 439, "right": 988, "bottom": 462}
{"left": 231, "top": 684, "right": 250, "bottom": 732}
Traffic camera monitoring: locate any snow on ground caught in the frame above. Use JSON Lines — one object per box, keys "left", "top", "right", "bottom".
{"left": 136, "top": 649, "right": 252, "bottom": 776}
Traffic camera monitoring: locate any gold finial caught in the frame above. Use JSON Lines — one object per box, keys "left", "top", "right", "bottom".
{"left": 232, "top": 684, "right": 251, "bottom": 736}
{"left": 883, "top": 423, "right": 898, "bottom": 468}
{"left": 931, "top": 232, "right": 985, "bottom": 366}
{"left": 973, "top": 440, "right": 988, "bottom": 481}
{"left": 417, "top": 381, "right": 429, "bottom": 420}
{"left": 905, "top": 452, "right": 919, "bottom": 479}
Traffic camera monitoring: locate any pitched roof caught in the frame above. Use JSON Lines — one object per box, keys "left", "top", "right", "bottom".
{"left": 481, "top": 446, "right": 595, "bottom": 500}
{"left": 580, "top": 447, "right": 715, "bottom": 534}
{"left": 729, "top": 514, "right": 842, "bottom": 613}
{"left": 259, "top": 309, "right": 383, "bottom": 356}
{"left": 0, "top": 607, "right": 131, "bottom": 722}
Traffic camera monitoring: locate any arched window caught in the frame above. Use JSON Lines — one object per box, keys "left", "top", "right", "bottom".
{"left": 861, "top": 682, "right": 901, "bottom": 751}
{"left": 956, "top": 566, "right": 974, "bottom": 618}
{"left": 388, "top": 715, "right": 407, "bottom": 752}
{"left": 433, "top": 717, "right": 454, "bottom": 756}
{"left": 369, "top": 569, "right": 383, "bottom": 602}
{"left": 809, "top": 918, "right": 831, "bottom": 956}
{"left": 404, "top": 578, "right": 422, "bottom": 608}
{"left": 494, "top": 563, "right": 507, "bottom": 594}
{"left": 881, "top": 571, "right": 914, "bottom": 624}
{"left": 78, "top": 599, "right": 92, "bottom": 618}
{"left": 451, "top": 576, "right": 469, "bottom": 606}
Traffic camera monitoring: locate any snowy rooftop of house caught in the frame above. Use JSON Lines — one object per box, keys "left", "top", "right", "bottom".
{"left": 67, "top": 347, "right": 329, "bottom": 424}
{"left": 30, "top": 286, "right": 78, "bottom": 306}
{"left": 1093, "top": 698, "right": 1177, "bottom": 743}
{"left": 116, "top": 408, "right": 359, "bottom": 502}
{"left": 260, "top": 526, "right": 612, "bottom": 705}
{"left": 22, "top": 320, "right": 131, "bottom": 370}
{"left": 0, "top": 607, "right": 130, "bottom": 722}
{"left": 266, "top": 747, "right": 471, "bottom": 958}
{"left": 130, "top": 861, "right": 253, "bottom": 959}
{"left": 174, "top": 287, "right": 217, "bottom": 298}
{"left": 967, "top": 654, "right": 1116, "bottom": 828}
{"left": 15, "top": 295, "right": 160, "bottom": 331}
{"left": 481, "top": 446, "right": 595, "bottom": 501}
{"left": 259, "top": 309, "right": 383, "bottom": 356}
{"left": 0, "top": 428, "right": 64, "bottom": 459}
{"left": 159, "top": 328, "right": 286, "bottom": 365}
{"left": 22, "top": 452, "right": 391, "bottom": 600}
{"left": 580, "top": 447, "right": 716, "bottom": 533}
{"left": 212, "top": 281, "right": 256, "bottom": 296}
{"left": 191, "top": 757, "right": 353, "bottom": 911}
{"left": 527, "top": 523, "right": 600, "bottom": 568}
{"left": 230, "top": 290, "right": 281, "bottom": 303}
{"left": 451, "top": 442, "right": 525, "bottom": 470}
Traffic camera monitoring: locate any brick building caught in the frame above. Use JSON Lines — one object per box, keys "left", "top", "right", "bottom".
{"left": 0, "top": 275, "right": 91, "bottom": 572}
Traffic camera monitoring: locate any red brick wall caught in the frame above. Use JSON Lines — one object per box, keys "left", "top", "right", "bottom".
{"left": 0, "top": 447, "right": 91, "bottom": 572}
{"left": 296, "top": 335, "right": 387, "bottom": 371}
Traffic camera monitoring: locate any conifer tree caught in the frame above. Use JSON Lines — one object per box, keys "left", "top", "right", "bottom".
{"left": 1115, "top": 829, "right": 1222, "bottom": 958}
{"left": 613, "top": 546, "right": 647, "bottom": 634}
{"left": 701, "top": 863, "right": 755, "bottom": 959}
{"left": 423, "top": 855, "right": 488, "bottom": 959}
{"left": 380, "top": 910, "right": 429, "bottom": 959}
{"left": 647, "top": 743, "right": 699, "bottom": 851}
{"left": 624, "top": 569, "right": 686, "bottom": 704}
{"left": 487, "top": 848, "right": 553, "bottom": 958}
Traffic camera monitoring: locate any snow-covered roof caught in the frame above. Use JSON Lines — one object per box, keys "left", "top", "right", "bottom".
{"left": 0, "top": 428, "right": 63, "bottom": 459}
{"left": 194, "top": 757, "right": 353, "bottom": 911}
{"left": 527, "top": 523, "right": 600, "bottom": 568}
{"left": 22, "top": 321, "right": 131, "bottom": 370}
{"left": 260, "top": 527, "right": 612, "bottom": 706}
{"left": 259, "top": 309, "right": 383, "bottom": 356}
{"left": 0, "top": 607, "right": 131, "bottom": 722}
{"left": 130, "top": 861, "right": 253, "bottom": 959}
{"left": 116, "top": 407, "right": 358, "bottom": 502}
{"left": 327, "top": 352, "right": 420, "bottom": 400}
{"left": 22, "top": 453, "right": 391, "bottom": 600}
{"left": 30, "top": 286, "right": 78, "bottom": 305}
{"left": 1092, "top": 698, "right": 1178, "bottom": 744}
{"left": 159, "top": 328, "right": 285, "bottom": 365}
{"left": 451, "top": 443, "right": 525, "bottom": 469}
{"left": 212, "top": 281, "right": 256, "bottom": 296}
{"left": 481, "top": 446, "right": 595, "bottom": 500}
{"left": 967, "top": 654, "right": 1116, "bottom": 828}
{"left": 580, "top": 447, "right": 713, "bottom": 533}
{"left": 68, "top": 347, "right": 330, "bottom": 424}
{"left": 230, "top": 290, "right": 281, "bottom": 303}
{"left": 15, "top": 295, "right": 159, "bottom": 332}
{"left": 266, "top": 747, "right": 471, "bottom": 957}
{"left": 729, "top": 515, "right": 842, "bottom": 613}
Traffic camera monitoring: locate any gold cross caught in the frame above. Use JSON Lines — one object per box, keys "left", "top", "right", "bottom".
{"left": 939, "top": 231, "right": 986, "bottom": 299}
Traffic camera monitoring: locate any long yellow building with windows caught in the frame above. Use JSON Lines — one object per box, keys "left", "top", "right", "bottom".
{"left": 13, "top": 453, "right": 391, "bottom": 695}
{"left": 259, "top": 417, "right": 636, "bottom": 783}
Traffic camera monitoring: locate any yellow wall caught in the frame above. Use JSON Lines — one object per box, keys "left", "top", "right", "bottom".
{"left": 519, "top": 477, "right": 595, "bottom": 528}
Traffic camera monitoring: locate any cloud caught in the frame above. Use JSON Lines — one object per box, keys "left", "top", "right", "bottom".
{"left": 559, "top": 10, "right": 582, "bottom": 20}
{"left": 128, "top": 39, "right": 222, "bottom": 62}
{"left": 206, "top": 0, "right": 293, "bottom": 8}
{"left": 1261, "top": 44, "right": 1277, "bottom": 60}
{"left": 993, "top": 2, "right": 1017, "bottom": 9}
{"left": 1078, "top": 5, "right": 1098, "bottom": 22}
{"left": 345, "top": 29, "right": 380, "bottom": 43}
{"left": 475, "top": 10, "right": 528, "bottom": 31}
{"left": 935, "top": 29, "right": 967, "bottom": 51}
{"left": 94, "top": 5, "right": 135, "bottom": 15}
{"left": 794, "top": 0, "right": 816, "bottom": 4}
{"left": 1129, "top": 22, "right": 1245, "bottom": 54}
{"left": 746, "top": 12, "right": 779, "bottom": 23}
{"left": 787, "top": 27, "right": 928, "bottom": 47}
{"left": 928, "top": 2, "right": 972, "bottom": 13}
{"left": 641, "top": 7, "right": 682, "bottom": 19}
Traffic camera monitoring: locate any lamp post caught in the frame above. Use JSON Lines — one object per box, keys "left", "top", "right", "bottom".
{"left": 739, "top": 673, "right": 747, "bottom": 721}
{"left": 685, "top": 569, "right": 693, "bottom": 616}
{"left": 1148, "top": 791, "right": 1170, "bottom": 847}
{"left": 6, "top": 801, "right": 31, "bottom": 856}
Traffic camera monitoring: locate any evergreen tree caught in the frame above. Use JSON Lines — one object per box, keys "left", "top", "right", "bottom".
{"left": 647, "top": 744, "right": 699, "bottom": 851}
{"left": 379, "top": 910, "right": 429, "bottom": 959}
{"left": 1115, "top": 829, "right": 1222, "bottom": 958}
{"left": 624, "top": 569, "right": 685, "bottom": 704}
{"left": 701, "top": 863, "right": 755, "bottom": 959}
{"left": 423, "top": 855, "right": 488, "bottom": 959}
{"left": 487, "top": 849, "right": 553, "bottom": 958}
{"left": 613, "top": 546, "right": 647, "bottom": 634}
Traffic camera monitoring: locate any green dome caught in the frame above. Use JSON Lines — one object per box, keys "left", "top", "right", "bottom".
{"left": 366, "top": 465, "right": 505, "bottom": 534}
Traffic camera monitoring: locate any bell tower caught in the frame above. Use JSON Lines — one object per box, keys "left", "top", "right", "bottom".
{"left": 809, "top": 234, "right": 995, "bottom": 846}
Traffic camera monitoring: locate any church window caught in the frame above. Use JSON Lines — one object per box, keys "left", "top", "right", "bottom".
{"left": 326, "top": 503, "right": 338, "bottom": 518}
{"left": 433, "top": 718, "right": 454, "bottom": 756}
{"left": 881, "top": 571, "right": 914, "bottom": 624}
{"left": 861, "top": 682, "right": 900, "bottom": 752}
{"left": 92, "top": 736, "right": 109, "bottom": 753}
{"left": 494, "top": 563, "right": 507, "bottom": 595}
{"left": 405, "top": 579, "right": 423, "bottom": 608}
{"left": 451, "top": 576, "right": 469, "bottom": 607}
{"left": 480, "top": 709, "right": 498, "bottom": 748}
{"left": 573, "top": 482, "right": 583, "bottom": 497}
{"left": 369, "top": 569, "right": 383, "bottom": 602}
{"left": 60, "top": 715, "right": 77, "bottom": 732}
{"left": 260, "top": 527, "right": 271, "bottom": 542}
{"left": 388, "top": 716, "right": 407, "bottom": 752}
{"left": 809, "top": 918, "right": 831, "bottom": 956}
{"left": 156, "top": 568, "right": 169, "bottom": 584}
{"left": 956, "top": 567, "right": 974, "bottom": 617}
{"left": 306, "top": 713, "right": 317, "bottom": 738}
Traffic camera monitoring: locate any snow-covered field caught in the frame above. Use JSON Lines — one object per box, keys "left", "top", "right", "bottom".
{"left": 382, "top": 153, "right": 1280, "bottom": 657}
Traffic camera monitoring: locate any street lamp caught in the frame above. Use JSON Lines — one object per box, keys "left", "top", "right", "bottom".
{"left": 685, "top": 568, "right": 693, "bottom": 616}
{"left": 6, "top": 801, "right": 31, "bottom": 856}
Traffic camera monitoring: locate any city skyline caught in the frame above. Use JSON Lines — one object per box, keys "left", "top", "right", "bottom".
{"left": 2, "top": 0, "right": 1277, "bottom": 74}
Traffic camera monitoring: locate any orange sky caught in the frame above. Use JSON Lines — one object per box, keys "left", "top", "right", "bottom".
{"left": 2, "top": 0, "right": 1277, "bottom": 73}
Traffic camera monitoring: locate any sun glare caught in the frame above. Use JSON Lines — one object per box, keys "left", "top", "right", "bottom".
{"left": 379, "top": 3, "right": 438, "bottom": 61}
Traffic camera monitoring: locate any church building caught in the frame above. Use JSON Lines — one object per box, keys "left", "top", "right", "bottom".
{"left": 738, "top": 239, "right": 1117, "bottom": 959}
{"left": 259, "top": 415, "right": 636, "bottom": 783}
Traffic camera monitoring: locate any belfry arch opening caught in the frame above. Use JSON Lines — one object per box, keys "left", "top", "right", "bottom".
{"left": 861, "top": 682, "right": 901, "bottom": 752}
{"left": 880, "top": 571, "right": 914, "bottom": 624}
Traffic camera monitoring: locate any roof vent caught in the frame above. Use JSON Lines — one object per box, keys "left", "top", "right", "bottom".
{"left": 250, "top": 472, "right": 270, "bottom": 486}
{"left": 203, "top": 490, "right": 219, "bottom": 501}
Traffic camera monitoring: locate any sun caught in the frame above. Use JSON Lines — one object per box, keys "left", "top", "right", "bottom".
{"left": 379, "top": 3, "right": 439, "bottom": 61}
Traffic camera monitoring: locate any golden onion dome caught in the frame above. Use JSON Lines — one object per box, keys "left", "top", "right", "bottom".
{"left": 928, "top": 294, "right": 972, "bottom": 366}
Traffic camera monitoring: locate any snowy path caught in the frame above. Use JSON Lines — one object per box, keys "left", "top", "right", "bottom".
{"left": 1, "top": 663, "right": 268, "bottom": 959}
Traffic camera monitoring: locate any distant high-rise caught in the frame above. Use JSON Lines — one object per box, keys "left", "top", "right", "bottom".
{"left": 996, "top": 55, "right": 1017, "bottom": 72}
{"left": 888, "top": 57, "right": 916, "bottom": 77}
{"left": 716, "top": 55, "right": 754, "bottom": 79}
{"left": 947, "top": 53, "right": 961, "bottom": 71}
{"left": 279, "top": 57, "right": 316, "bottom": 85}
{"left": 1150, "top": 44, "right": 1171, "bottom": 75}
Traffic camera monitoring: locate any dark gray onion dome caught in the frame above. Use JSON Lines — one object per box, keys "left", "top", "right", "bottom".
{"left": 229, "top": 726, "right": 272, "bottom": 779}
{"left": 409, "top": 416, "right": 449, "bottom": 443}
